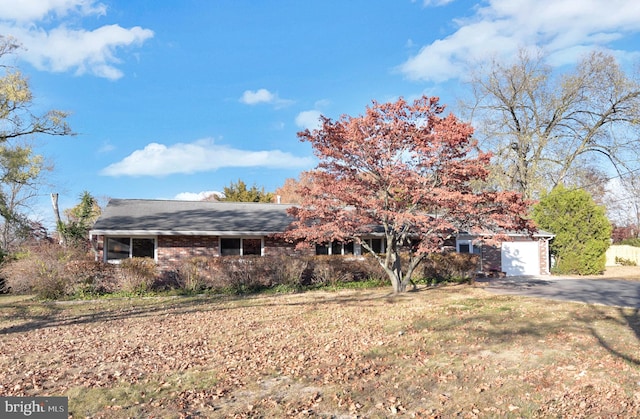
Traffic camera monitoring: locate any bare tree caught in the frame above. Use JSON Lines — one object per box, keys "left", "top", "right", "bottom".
{"left": 606, "top": 173, "right": 640, "bottom": 232}
{"left": 0, "top": 36, "right": 73, "bottom": 252}
{"left": 0, "top": 143, "right": 53, "bottom": 250}
{"left": 464, "top": 49, "right": 640, "bottom": 199}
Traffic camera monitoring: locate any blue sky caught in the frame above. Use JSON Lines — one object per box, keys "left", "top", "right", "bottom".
{"left": 1, "top": 0, "right": 640, "bottom": 223}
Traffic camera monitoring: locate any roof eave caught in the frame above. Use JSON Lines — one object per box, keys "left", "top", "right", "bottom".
{"left": 89, "top": 230, "right": 283, "bottom": 236}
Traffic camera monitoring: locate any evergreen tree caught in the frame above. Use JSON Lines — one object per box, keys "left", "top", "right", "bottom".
{"left": 221, "top": 179, "right": 274, "bottom": 203}
{"left": 58, "top": 192, "right": 101, "bottom": 246}
{"left": 532, "top": 185, "right": 611, "bottom": 275}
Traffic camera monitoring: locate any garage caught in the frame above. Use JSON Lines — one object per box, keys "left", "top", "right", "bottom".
{"left": 501, "top": 241, "right": 540, "bottom": 276}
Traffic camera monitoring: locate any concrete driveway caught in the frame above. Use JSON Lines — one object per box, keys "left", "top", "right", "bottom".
{"left": 482, "top": 276, "right": 640, "bottom": 308}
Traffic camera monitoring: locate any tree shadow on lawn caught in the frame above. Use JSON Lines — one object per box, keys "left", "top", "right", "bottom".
{"left": 414, "top": 304, "right": 561, "bottom": 347}
{"left": 0, "top": 288, "right": 409, "bottom": 335}
{"left": 409, "top": 292, "right": 640, "bottom": 367}
{"left": 581, "top": 302, "right": 640, "bottom": 366}
{"left": 0, "top": 294, "right": 255, "bottom": 335}
{"left": 484, "top": 278, "right": 640, "bottom": 365}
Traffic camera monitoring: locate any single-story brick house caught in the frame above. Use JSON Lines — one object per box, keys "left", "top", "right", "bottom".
{"left": 89, "top": 199, "right": 554, "bottom": 276}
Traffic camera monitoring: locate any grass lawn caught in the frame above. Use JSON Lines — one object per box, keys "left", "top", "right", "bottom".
{"left": 1, "top": 282, "right": 640, "bottom": 418}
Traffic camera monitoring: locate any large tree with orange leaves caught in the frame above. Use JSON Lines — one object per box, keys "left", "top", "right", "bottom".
{"left": 273, "top": 172, "right": 315, "bottom": 204}
{"left": 283, "top": 96, "right": 534, "bottom": 293}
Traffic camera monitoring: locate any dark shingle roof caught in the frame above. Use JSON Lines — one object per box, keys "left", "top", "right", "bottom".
{"left": 90, "top": 199, "right": 294, "bottom": 236}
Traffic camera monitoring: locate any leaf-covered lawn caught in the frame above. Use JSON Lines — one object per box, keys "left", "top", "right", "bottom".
{"left": 1, "top": 285, "right": 640, "bottom": 418}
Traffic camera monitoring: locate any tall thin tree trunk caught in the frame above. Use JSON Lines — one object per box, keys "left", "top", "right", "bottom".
{"left": 51, "top": 193, "right": 65, "bottom": 246}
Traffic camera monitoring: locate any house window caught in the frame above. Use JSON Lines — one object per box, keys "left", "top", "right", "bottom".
{"left": 243, "top": 239, "right": 262, "bottom": 255}
{"left": 315, "top": 244, "right": 329, "bottom": 255}
{"left": 106, "top": 237, "right": 155, "bottom": 262}
{"left": 344, "top": 241, "right": 354, "bottom": 255}
{"left": 364, "top": 238, "right": 385, "bottom": 254}
{"left": 458, "top": 241, "right": 472, "bottom": 253}
{"left": 220, "top": 238, "right": 263, "bottom": 256}
{"left": 220, "top": 238, "right": 241, "bottom": 256}
{"left": 107, "top": 237, "right": 129, "bottom": 260}
{"left": 315, "top": 241, "right": 355, "bottom": 255}
{"left": 132, "top": 238, "right": 155, "bottom": 258}
{"left": 457, "top": 239, "right": 480, "bottom": 255}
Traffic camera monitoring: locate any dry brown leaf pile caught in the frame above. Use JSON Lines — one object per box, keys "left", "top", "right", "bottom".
{"left": 1, "top": 286, "right": 640, "bottom": 418}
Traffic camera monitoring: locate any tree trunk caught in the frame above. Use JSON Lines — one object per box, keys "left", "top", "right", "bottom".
{"left": 50, "top": 193, "right": 65, "bottom": 246}
{"left": 387, "top": 251, "right": 408, "bottom": 293}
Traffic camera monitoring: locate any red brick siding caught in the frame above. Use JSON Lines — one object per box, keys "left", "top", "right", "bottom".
{"left": 538, "top": 239, "right": 550, "bottom": 275}
{"left": 94, "top": 234, "right": 304, "bottom": 271}
{"left": 157, "top": 236, "right": 219, "bottom": 270}
{"left": 91, "top": 235, "right": 104, "bottom": 260}
{"left": 263, "top": 237, "right": 314, "bottom": 257}
{"left": 481, "top": 244, "right": 502, "bottom": 272}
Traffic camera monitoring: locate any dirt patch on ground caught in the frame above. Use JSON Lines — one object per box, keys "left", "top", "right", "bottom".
{"left": 1, "top": 288, "right": 640, "bottom": 417}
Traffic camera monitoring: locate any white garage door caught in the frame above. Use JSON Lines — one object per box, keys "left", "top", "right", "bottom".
{"left": 501, "top": 241, "right": 540, "bottom": 276}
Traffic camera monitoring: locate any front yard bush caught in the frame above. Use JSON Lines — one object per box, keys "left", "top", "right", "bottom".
{"left": 64, "top": 259, "right": 118, "bottom": 296}
{"left": 419, "top": 252, "right": 480, "bottom": 284}
{"left": 177, "top": 256, "right": 278, "bottom": 294}
{"left": 175, "top": 254, "right": 387, "bottom": 293}
{"left": 306, "top": 256, "right": 387, "bottom": 287}
{"left": 2, "top": 245, "right": 480, "bottom": 300}
{"left": 117, "top": 257, "right": 158, "bottom": 294}
{"left": 272, "top": 256, "right": 310, "bottom": 288}
{"left": 1, "top": 243, "right": 114, "bottom": 299}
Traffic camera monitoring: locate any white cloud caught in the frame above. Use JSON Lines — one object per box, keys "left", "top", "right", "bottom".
{"left": 100, "top": 138, "right": 314, "bottom": 176}
{"left": 241, "top": 88, "right": 275, "bottom": 104}
{"left": 399, "top": 0, "right": 640, "bottom": 82}
{"left": 0, "top": 0, "right": 153, "bottom": 80}
{"left": 240, "top": 88, "right": 294, "bottom": 108}
{"left": 314, "top": 99, "right": 331, "bottom": 108}
{"left": 0, "top": 0, "right": 106, "bottom": 21}
{"left": 420, "top": 0, "right": 456, "bottom": 6}
{"left": 174, "top": 191, "right": 223, "bottom": 201}
{"left": 295, "top": 110, "right": 323, "bottom": 131}
{"left": 97, "top": 140, "right": 115, "bottom": 153}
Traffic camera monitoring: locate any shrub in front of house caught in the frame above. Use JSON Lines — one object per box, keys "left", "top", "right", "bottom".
{"left": 2, "top": 245, "right": 480, "bottom": 299}
{"left": 174, "top": 254, "right": 387, "bottom": 293}
{"left": 221, "top": 256, "right": 275, "bottom": 293}
{"left": 177, "top": 256, "right": 275, "bottom": 294}
{"left": 2, "top": 253, "right": 66, "bottom": 300}
{"left": 1, "top": 243, "right": 114, "bottom": 299}
{"left": 176, "top": 256, "right": 212, "bottom": 292}
{"left": 117, "top": 257, "right": 158, "bottom": 294}
{"left": 307, "top": 256, "right": 355, "bottom": 286}
{"left": 270, "top": 256, "right": 310, "bottom": 289}
{"left": 418, "top": 252, "right": 480, "bottom": 284}
{"left": 305, "top": 256, "right": 387, "bottom": 287}
{"left": 64, "top": 259, "right": 118, "bottom": 296}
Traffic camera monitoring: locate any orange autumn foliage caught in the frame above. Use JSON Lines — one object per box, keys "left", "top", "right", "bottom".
{"left": 282, "top": 96, "right": 534, "bottom": 292}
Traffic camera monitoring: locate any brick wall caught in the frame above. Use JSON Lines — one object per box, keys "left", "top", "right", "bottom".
{"left": 94, "top": 234, "right": 305, "bottom": 271}
{"left": 263, "top": 237, "right": 314, "bottom": 257}
{"left": 538, "top": 238, "right": 550, "bottom": 275}
{"left": 157, "top": 236, "right": 220, "bottom": 270}
{"left": 481, "top": 244, "right": 502, "bottom": 272}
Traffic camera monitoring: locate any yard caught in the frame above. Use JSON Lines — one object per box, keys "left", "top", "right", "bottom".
{"left": 1, "top": 271, "right": 640, "bottom": 418}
